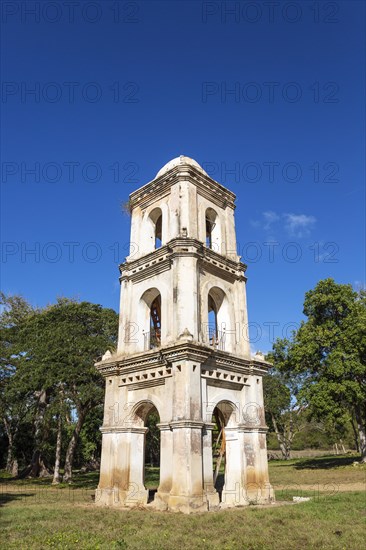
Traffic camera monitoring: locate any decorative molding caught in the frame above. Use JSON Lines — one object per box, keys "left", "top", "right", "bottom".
{"left": 238, "top": 425, "right": 269, "bottom": 434}
{"left": 100, "top": 426, "right": 148, "bottom": 434}
{"left": 206, "top": 378, "right": 244, "bottom": 391}
{"left": 95, "top": 342, "right": 271, "bottom": 378}
{"left": 129, "top": 164, "right": 236, "bottom": 212}
{"left": 202, "top": 367, "right": 248, "bottom": 384}
{"left": 169, "top": 420, "right": 206, "bottom": 429}
{"left": 119, "top": 238, "right": 247, "bottom": 284}
{"left": 96, "top": 363, "right": 120, "bottom": 376}
{"left": 127, "top": 378, "right": 166, "bottom": 391}
{"left": 121, "top": 244, "right": 170, "bottom": 270}
{"left": 121, "top": 257, "right": 172, "bottom": 283}
{"left": 156, "top": 422, "right": 171, "bottom": 431}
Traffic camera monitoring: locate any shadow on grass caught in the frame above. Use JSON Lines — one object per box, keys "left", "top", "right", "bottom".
{"left": 0, "top": 470, "right": 100, "bottom": 490}
{"left": 0, "top": 475, "right": 52, "bottom": 486}
{"left": 64, "top": 471, "right": 99, "bottom": 488}
{"left": 0, "top": 492, "right": 36, "bottom": 507}
{"left": 294, "top": 455, "right": 359, "bottom": 470}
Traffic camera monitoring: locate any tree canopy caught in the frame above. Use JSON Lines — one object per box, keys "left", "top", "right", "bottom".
{"left": 0, "top": 294, "right": 118, "bottom": 480}
{"left": 268, "top": 279, "right": 366, "bottom": 461}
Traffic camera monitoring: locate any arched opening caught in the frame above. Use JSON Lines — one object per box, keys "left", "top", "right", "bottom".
{"left": 208, "top": 295, "right": 218, "bottom": 346}
{"left": 150, "top": 295, "right": 161, "bottom": 348}
{"left": 149, "top": 207, "right": 163, "bottom": 249}
{"left": 133, "top": 401, "right": 161, "bottom": 504}
{"left": 205, "top": 208, "right": 216, "bottom": 248}
{"left": 211, "top": 401, "right": 237, "bottom": 501}
{"left": 205, "top": 207, "right": 220, "bottom": 252}
{"left": 155, "top": 214, "right": 162, "bottom": 249}
{"left": 140, "top": 288, "right": 162, "bottom": 350}
{"left": 207, "top": 287, "right": 227, "bottom": 351}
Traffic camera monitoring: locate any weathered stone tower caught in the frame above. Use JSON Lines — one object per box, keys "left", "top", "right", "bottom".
{"left": 95, "top": 156, "right": 274, "bottom": 513}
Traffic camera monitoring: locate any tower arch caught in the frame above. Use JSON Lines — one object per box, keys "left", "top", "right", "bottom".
{"left": 202, "top": 283, "right": 237, "bottom": 353}
{"left": 139, "top": 287, "right": 162, "bottom": 351}
{"left": 132, "top": 398, "right": 162, "bottom": 425}
{"left": 205, "top": 207, "right": 221, "bottom": 253}
{"left": 148, "top": 207, "right": 163, "bottom": 249}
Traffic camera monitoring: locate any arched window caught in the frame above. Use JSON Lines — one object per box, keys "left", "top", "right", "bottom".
{"left": 205, "top": 208, "right": 220, "bottom": 252}
{"left": 148, "top": 208, "right": 163, "bottom": 250}
{"left": 208, "top": 295, "right": 218, "bottom": 346}
{"left": 150, "top": 295, "right": 161, "bottom": 348}
{"left": 206, "top": 287, "right": 230, "bottom": 351}
{"left": 140, "top": 288, "right": 162, "bottom": 350}
{"left": 155, "top": 214, "right": 162, "bottom": 249}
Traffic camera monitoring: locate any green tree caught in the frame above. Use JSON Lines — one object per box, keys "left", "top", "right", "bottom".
{"left": 275, "top": 279, "right": 366, "bottom": 462}
{"left": 0, "top": 293, "right": 35, "bottom": 475}
{"left": 263, "top": 362, "right": 307, "bottom": 459}
{"left": 19, "top": 299, "right": 118, "bottom": 481}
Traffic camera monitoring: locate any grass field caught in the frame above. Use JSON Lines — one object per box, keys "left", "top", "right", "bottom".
{"left": 1, "top": 455, "right": 365, "bottom": 549}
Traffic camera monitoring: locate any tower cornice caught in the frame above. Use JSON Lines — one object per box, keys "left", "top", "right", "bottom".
{"left": 129, "top": 164, "right": 236, "bottom": 212}
{"left": 119, "top": 238, "right": 247, "bottom": 283}
{"left": 95, "top": 342, "right": 272, "bottom": 377}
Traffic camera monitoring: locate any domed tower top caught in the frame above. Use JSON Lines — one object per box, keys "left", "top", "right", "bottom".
{"left": 155, "top": 155, "right": 208, "bottom": 178}
{"left": 128, "top": 154, "right": 239, "bottom": 264}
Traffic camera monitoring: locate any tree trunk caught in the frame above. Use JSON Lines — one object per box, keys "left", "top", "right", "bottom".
{"left": 6, "top": 442, "right": 13, "bottom": 472}
{"left": 31, "top": 390, "right": 48, "bottom": 475}
{"left": 18, "top": 390, "right": 52, "bottom": 478}
{"left": 350, "top": 415, "right": 360, "bottom": 452}
{"left": 63, "top": 409, "right": 86, "bottom": 483}
{"left": 20, "top": 450, "right": 52, "bottom": 478}
{"left": 4, "top": 418, "right": 15, "bottom": 473}
{"left": 28, "top": 390, "right": 53, "bottom": 476}
{"left": 52, "top": 414, "right": 62, "bottom": 484}
{"left": 271, "top": 414, "right": 290, "bottom": 460}
{"left": 11, "top": 458, "right": 19, "bottom": 477}
{"left": 354, "top": 407, "right": 366, "bottom": 463}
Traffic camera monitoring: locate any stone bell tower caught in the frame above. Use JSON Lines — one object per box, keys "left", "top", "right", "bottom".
{"left": 95, "top": 156, "right": 274, "bottom": 513}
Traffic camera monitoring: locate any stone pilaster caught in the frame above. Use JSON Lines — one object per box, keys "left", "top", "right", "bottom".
{"left": 95, "top": 426, "right": 148, "bottom": 507}
{"left": 202, "top": 422, "right": 220, "bottom": 509}
{"left": 153, "top": 422, "right": 173, "bottom": 510}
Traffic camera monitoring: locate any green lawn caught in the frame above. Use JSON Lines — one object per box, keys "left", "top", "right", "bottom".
{"left": 1, "top": 456, "right": 365, "bottom": 550}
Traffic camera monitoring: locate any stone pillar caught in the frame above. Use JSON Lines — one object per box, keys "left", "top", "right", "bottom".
{"left": 168, "top": 420, "right": 207, "bottom": 513}
{"left": 95, "top": 431, "right": 118, "bottom": 506}
{"left": 241, "top": 427, "right": 274, "bottom": 504}
{"left": 95, "top": 427, "right": 148, "bottom": 507}
{"left": 202, "top": 422, "right": 220, "bottom": 509}
{"left": 172, "top": 253, "right": 199, "bottom": 341}
{"left": 153, "top": 423, "right": 173, "bottom": 510}
{"left": 127, "top": 428, "right": 149, "bottom": 506}
{"left": 165, "top": 357, "right": 208, "bottom": 512}
{"left": 240, "top": 374, "right": 274, "bottom": 503}
{"left": 221, "top": 427, "right": 248, "bottom": 507}
{"left": 257, "top": 427, "right": 275, "bottom": 503}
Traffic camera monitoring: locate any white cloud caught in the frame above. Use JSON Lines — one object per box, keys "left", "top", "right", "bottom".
{"left": 251, "top": 211, "right": 316, "bottom": 238}
{"left": 283, "top": 213, "right": 316, "bottom": 237}
{"left": 263, "top": 210, "right": 280, "bottom": 230}
{"left": 249, "top": 219, "right": 261, "bottom": 229}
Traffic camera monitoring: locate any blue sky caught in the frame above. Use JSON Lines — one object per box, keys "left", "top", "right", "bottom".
{"left": 1, "top": 0, "right": 365, "bottom": 352}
